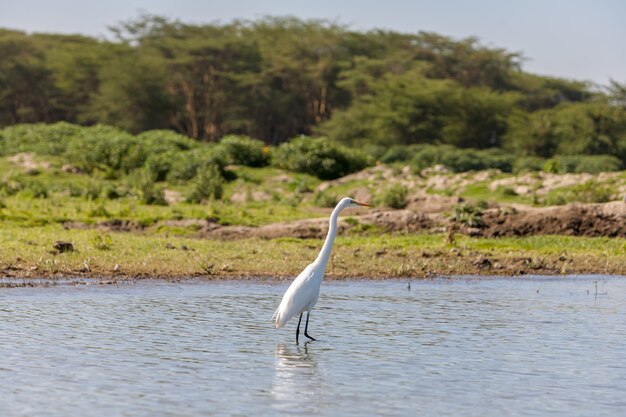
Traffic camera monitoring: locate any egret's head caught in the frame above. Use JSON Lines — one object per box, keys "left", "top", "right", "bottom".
{"left": 339, "top": 197, "right": 370, "bottom": 208}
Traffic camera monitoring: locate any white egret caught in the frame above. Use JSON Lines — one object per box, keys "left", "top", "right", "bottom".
{"left": 273, "top": 197, "right": 370, "bottom": 342}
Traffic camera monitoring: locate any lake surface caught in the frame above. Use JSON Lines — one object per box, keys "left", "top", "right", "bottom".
{"left": 1, "top": 276, "right": 625, "bottom": 417}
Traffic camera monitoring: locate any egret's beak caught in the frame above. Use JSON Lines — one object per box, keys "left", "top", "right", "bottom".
{"left": 353, "top": 200, "right": 370, "bottom": 207}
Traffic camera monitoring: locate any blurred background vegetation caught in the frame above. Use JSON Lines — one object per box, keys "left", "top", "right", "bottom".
{"left": 0, "top": 16, "right": 625, "bottom": 170}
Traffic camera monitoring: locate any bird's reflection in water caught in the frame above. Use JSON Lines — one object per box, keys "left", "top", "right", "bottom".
{"left": 271, "top": 343, "right": 324, "bottom": 413}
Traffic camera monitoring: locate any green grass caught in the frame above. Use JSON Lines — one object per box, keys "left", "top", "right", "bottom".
{"left": 2, "top": 153, "right": 625, "bottom": 280}
{"left": 1, "top": 224, "right": 623, "bottom": 279}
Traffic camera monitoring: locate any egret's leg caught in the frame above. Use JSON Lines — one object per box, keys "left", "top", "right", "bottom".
{"left": 304, "top": 311, "right": 316, "bottom": 341}
{"left": 296, "top": 313, "right": 303, "bottom": 343}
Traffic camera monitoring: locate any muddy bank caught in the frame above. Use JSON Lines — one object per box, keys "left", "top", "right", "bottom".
{"left": 62, "top": 199, "right": 626, "bottom": 239}
{"left": 480, "top": 202, "right": 626, "bottom": 238}
{"left": 199, "top": 200, "right": 626, "bottom": 239}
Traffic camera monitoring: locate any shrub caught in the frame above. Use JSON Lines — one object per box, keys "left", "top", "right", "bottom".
{"left": 22, "top": 181, "right": 48, "bottom": 199}
{"left": 219, "top": 135, "right": 269, "bottom": 167}
{"left": 544, "top": 180, "right": 615, "bottom": 205}
{"left": 187, "top": 164, "right": 224, "bottom": 203}
{"left": 0, "top": 177, "right": 23, "bottom": 196}
{"left": 0, "top": 122, "right": 82, "bottom": 156}
{"left": 87, "top": 203, "right": 111, "bottom": 218}
{"left": 145, "top": 152, "right": 175, "bottom": 182}
{"left": 137, "top": 173, "right": 167, "bottom": 205}
{"left": 91, "top": 233, "right": 113, "bottom": 250}
{"left": 64, "top": 125, "right": 145, "bottom": 173}
{"left": 136, "top": 130, "right": 198, "bottom": 153}
{"left": 410, "top": 145, "right": 514, "bottom": 173}
{"left": 379, "top": 145, "right": 423, "bottom": 164}
{"left": 313, "top": 191, "right": 338, "bottom": 208}
{"left": 102, "top": 184, "right": 124, "bottom": 200}
{"left": 167, "top": 147, "right": 228, "bottom": 183}
{"left": 512, "top": 156, "right": 546, "bottom": 174}
{"left": 571, "top": 155, "right": 622, "bottom": 173}
{"left": 374, "top": 184, "right": 409, "bottom": 209}
{"left": 543, "top": 155, "right": 623, "bottom": 174}
{"left": 451, "top": 203, "right": 485, "bottom": 227}
{"left": 84, "top": 182, "right": 102, "bottom": 200}
{"left": 273, "top": 136, "right": 370, "bottom": 180}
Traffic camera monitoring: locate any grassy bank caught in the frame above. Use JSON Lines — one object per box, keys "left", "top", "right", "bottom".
{"left": 1, "top": 224, "right": 624, "bottom": 280}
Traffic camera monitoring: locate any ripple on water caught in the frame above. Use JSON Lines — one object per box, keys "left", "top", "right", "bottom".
{"left": 1, "top": 276, "right": 625, "bottom": 417}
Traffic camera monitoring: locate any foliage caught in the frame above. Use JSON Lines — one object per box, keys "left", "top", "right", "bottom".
{"left": 544, "top": 155, "right": 623, "bottom": 174}
{"left": 504, "top": 102, "right": 626, "bottom": 161}
{"left": 90, "top": 233, "right": 113, "bottom": 250}
{"left": 451, "top": 203, "right": 485, "bottom": 228}
{"left": 0, "top": 19, "right": 613, "bottom": 151}
{"left": 374, "top": 184, "right": 408, "bottom": 209}
{"left": 410, "top": 145, "right": 514, "bottom": 172}
{"left": 512, "top": 156, "right": 546, "bottom": 174}
{"left": 186, "top": 164, "right": 224, "bottom": 203}
{"left": 0, "top": 18, "right": 625, "bottom": 168}
{"left": 273, "top": 136, "right": 370, "bottom": 179}
{"left": 312, "top": 191, "right": 338, "bottom": 208}
{"left": 219, "top": 135, "right": 269, "bottom": 167}
{"left": 543, "top": 180, "right": 616, "bottom": 205}
{"left": 137, "top": 172, "right": 167, "bottom": 205}
{"left": 379, "top": 145, "right": 423, "bottom": 164}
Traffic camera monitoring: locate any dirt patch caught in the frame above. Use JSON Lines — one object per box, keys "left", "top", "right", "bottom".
{"left": 198, "top": 209, "right": 434, "bottom": 239}
{"left": 489, "top": 172, "right": 624, "bottom": 196}
{"left": 480, "top": 202, "right": 626, "bottom": 237}
{"left": 163, "top": 189, "right": 183, "bottom": 204}
{"left": 407, "top": 194, "right": 461, "bottom": 214}
{"left": 230, "top": 190, "right": 272, "bottom": 203}
{"left": 8, "top": 153, "right": 52, "bottom": 171}
{"left": 60, "top": 200, "right": 626, "bottom": 240}
{"left": 316, "top": 165, "right": 395, "bottom": 192}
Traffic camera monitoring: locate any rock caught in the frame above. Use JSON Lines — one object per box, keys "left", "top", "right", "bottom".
{"left": 53, "top": 241, "right": 74, "bottom": 253}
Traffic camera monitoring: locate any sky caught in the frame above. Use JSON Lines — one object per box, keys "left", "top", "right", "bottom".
{"left": 1, "top": 0, "right": 624, "bottom": 86}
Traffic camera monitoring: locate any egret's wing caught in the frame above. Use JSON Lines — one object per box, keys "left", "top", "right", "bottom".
{"left": 273, "top": 263, "right": 317, "bottom": 328}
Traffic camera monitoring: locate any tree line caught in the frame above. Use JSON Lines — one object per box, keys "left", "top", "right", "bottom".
{"left": 1, "top": 15, "right": 625, "bottom": 163}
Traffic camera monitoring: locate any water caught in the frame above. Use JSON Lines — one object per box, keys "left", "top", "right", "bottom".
{"left": 1, "top": 276, "right": 625, "bottom": 417}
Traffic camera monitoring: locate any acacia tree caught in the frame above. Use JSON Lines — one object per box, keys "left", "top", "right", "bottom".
{"left": 0, "top": 30, "right": 57, "bottom": 124}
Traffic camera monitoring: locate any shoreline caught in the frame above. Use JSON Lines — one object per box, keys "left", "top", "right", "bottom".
{"left": 2, "top": 272, "right": 625, "bottom": 289}
{"left": 2, "top": 224, "right": 624, "bottom": 285}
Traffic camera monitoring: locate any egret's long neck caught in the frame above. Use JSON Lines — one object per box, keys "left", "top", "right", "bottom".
{"left": 314, "top": 205, "right": 342, "bottom": 268}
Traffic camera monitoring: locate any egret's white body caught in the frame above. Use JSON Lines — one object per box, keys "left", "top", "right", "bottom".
{"left": 273, "top": 197, "right": 369, "bottom": 341}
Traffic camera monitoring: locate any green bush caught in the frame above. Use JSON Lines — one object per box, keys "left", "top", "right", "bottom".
{"left": 64, "top": 125, "right": 145, "bottom": 173}
{"left": 137, "top": 173, "right": 167, "bottom": 205}
{"left": 543, "top": 155, "right": 623, "bottom": 174}
{"left": 379, "top": 145, "right": 423, "bottom": 164}
{"left": 187, "top": 164, "right": 224, "bottom": 203}
{"left": 167, "top": 147, "right": 228, "bottom": 183}
{"left": 552, "top": 155, "right": 622, "bottom": 174}
{"left": 219, "top": 135, "right": 269, "bottom": 167}
{"left": 0, "top": 177, "right": 23, "bottom": 196}
{"left": 451, "top": 203, "right": 485, "bottom": 227}
{"left": 0, "top": 122, "right": 82, "bottom": 156}
{"left": 145, "top": 152, "right": 175, "bottom": 182}
{"left": 91, "top": 233, "right": 113, "bottom": 250}
{"left": 273, "top": 136, "right": 370, "bottom": 180}
{"left": 374, "top": 184, "right": 409, "bottom": 209}
{"left": 512, "top": 156, "right": 546, "bottom": 173}
{"left": 87, "top": 203, "right": 111, "bottom": 218}
{"left": 313, "top": 191, "right": 338, "bottom": 208}
{"left": 571, "top": 155, "right": 622, "bottom": 173}
{"left": 543, "top": 180, "right": 615, "bottom": 205}
{"left": 83, "top": 182, "right": 103, "bottom": 200}
{"left": 136, "top": 130, "right": 198, "bottom": 153}
{"left": 21, "top": 181, "right": 49, "bottom": 199}
{"left": 410, "top": 145, "right": 514, "bottom": 173}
